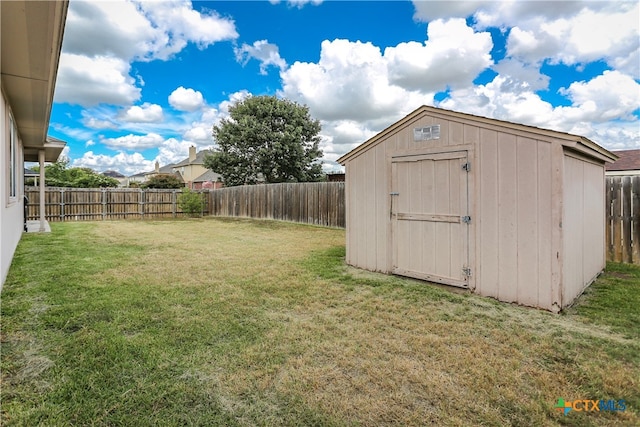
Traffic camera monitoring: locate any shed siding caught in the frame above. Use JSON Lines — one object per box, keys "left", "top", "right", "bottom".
{"left": 340, "top": 106, "right": 612, "bottom": 312}
{"left": 562, "top": 154, "right": 606, "bottom": 306}
{"left": 476, "top": 131, "right": 556, "bottom": 310}
{"left": 345, "top": 143, "right": 389, "bottom": 273}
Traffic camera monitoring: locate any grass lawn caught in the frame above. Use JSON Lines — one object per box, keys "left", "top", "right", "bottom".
{"left": 1, "top": 218, "right": 638, "bottom": 426}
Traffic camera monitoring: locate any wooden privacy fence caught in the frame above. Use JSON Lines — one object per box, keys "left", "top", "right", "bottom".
{"left": 210, "top": 182, "right": 345, "bottom": 228}
{"left": 25, "top": 187, "right": 209, "bottom": 221}
{"left": 606, "top": 176, "right": 640, "bottom": 264}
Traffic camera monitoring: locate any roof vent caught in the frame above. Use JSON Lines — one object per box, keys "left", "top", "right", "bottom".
{"left": 413, "top": 124, "right": 440, "bottom": 141}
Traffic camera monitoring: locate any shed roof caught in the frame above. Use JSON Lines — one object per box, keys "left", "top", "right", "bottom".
{"left": 605, "top": 149, "right": 640, "bottom": 171}
{"left": 338, "top": 106, "right": 617, "bottom": 165}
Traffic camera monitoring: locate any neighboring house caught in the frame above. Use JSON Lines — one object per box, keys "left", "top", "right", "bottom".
{"left": 102, "top": 170, "right": 127, "bottom": 187}
{"left": 192, "top": 170, "right": 223, "bottom": 190}
{"left": 126, "top": 171, "right": 148, "bottom": 187}
{"left": 605, "top": 149, "right": 640, "bottom": 176}
{"left": 1, "top": 1, "right": 69, "bottom": 288}
{"left": 326, "top": 172, "right": 345, "bottom": 182}
{"left": 171, "top": 146, "right": 214, "bottom": 189}
{"left": 24, "top": 168, "right": 39, "bottom": 186}
{"left": 145, "top": 161, "right": 182, "bottom": 182}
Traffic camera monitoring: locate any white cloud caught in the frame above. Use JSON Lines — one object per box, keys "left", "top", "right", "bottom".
{"left": 269, "top": 0, "right": 323, "bottom": 8}
{"left": 71, "top": 151, "right": 154, "bottom": 176}
{"left": 62, "top": 0, "right": 238, "bottom": 62}
{"left": 281, "top": 39, "right": 431, "bottom": 123}
{"left": 54, "top": 54, "right": 141, "bottom": 107}
{"left": 507, "top": 4, "right": 640, "bottom": 76}
{"left": 437, "top": 69, "right": 640, "bottom": 150}
{"left": 169, "top": 87, "right": 205, "bottom": 112}
{"left": 101, "top": 133, "right": 165, "bottom": 151}
{"left": 385, "top": 19, "right": 493, "bottom": 91}
{"left": 235, "top": 40, "right": 287, "bottom": 75}
{"left": 83, "top": 117, "right": 118, "bottom": 130}
{"left": 121, "top": 103, "right": 164, "bottom": 123}
{"left": 155, "top": 138, "right": 198, "bottom": 166}
{"left": 56, "top": 0, "right": 238, "bottom": 108}
{"left": 559, "top": 71, "right": 640, "bottom": 122}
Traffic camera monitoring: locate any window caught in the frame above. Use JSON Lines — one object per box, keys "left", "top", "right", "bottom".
{"left": 9, "top": 114, "right": 17, "bottom": 198}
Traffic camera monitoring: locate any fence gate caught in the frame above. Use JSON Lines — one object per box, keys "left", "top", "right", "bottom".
{"left": 391, "top": 150, "right": 470, "bottom": 287}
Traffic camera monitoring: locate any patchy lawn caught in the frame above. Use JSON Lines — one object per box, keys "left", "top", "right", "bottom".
{"left": 1, "top": 219, "right": 638, "bottom": 426}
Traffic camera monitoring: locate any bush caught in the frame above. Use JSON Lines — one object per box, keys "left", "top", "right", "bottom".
{"left": 178, "top": 188, "right": 205, "bottom": 217}
{"left": 142, "top": 174, "right": 183, "bottom": 189}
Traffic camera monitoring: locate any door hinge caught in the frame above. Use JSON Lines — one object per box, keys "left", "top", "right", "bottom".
{"left": 462, "top": 267, "right": 472, "bottom": 278}
{"left": 462, "top": 162, "right": 471, "bottom": 172}
{"left": 461, "top": 215, "right": 471, "bottom": 224}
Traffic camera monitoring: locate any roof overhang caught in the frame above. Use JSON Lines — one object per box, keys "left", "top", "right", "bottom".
{"left": 1, "top": 0, "right": 68, "bottom": 154}
{"left": 23, "top": 136, "right": 67, "bottom": 163}
{"left": 338, "top": 105, "right": 618, "bottom": 165}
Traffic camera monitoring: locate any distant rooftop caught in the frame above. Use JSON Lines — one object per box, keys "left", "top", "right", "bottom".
{"left": 606, "top": 149, "right": 640, "bottom": 171}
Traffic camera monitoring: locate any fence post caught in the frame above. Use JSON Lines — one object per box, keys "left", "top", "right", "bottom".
{"left": 140, "top": 188, "right": 144, "bottom": 219}
{"left": 172, "top": 190, "right": 177, "bottom": 218}
{"left": 60, "top": 188, "right": 65, "bottom": 221}
{"left": 102, "top": 188, "right": 107, "bottom": 220}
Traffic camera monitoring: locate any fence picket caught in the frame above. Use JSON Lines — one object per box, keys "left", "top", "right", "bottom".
{"left": 209, "top": 182, "right": 345, "bottom": 228}
{"left": 25, "top": 187, "right": 211, "bottom": 222}
{"left": 606, "top": 176, "right": 640, "bottom": 265}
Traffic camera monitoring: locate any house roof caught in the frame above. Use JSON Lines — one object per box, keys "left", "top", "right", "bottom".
{"left": 605, "top": 149, "right": 640, "bottom": 171}
{"left": 24, "top": 168, "right": 39, "bottom": 177}
{"left": 1, "top": 1, "right": 68, "bottom": 161}
{"left": 173, "top": 149, "right": 213, "bottom": 167}
{"left": 102, "top": 170, "right": 125, "bottom": 178}
{"left": 337, "top": 105, "right": 617, "bottom": 165}
{"left": 193, "top": 170, "right": 222, "bottom": 183}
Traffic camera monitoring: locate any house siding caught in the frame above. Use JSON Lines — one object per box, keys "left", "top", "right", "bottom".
{"left": 1, "top": 89, "right": 25, "bottom": 289}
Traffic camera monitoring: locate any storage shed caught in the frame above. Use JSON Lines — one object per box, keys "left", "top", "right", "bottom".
{"left": 337, "top": 106, "right": 617, "bottom": 312}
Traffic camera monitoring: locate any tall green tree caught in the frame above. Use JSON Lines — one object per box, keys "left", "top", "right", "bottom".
{"left": 205, "top": 96, "right": 323, "bottom": 186}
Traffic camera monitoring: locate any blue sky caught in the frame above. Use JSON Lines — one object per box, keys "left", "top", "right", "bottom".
{"left": 48, "top": 0, "right": 640, "bottom": 176}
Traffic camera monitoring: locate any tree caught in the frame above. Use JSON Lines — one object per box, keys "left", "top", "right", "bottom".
{"left": 205, "top": 95, "right": 323, "bottom": 187}
{"left": 42, "top": 159, "right": 119, "bottom": 188}
{"left": 142, "top": 174, "right": 184, "bottom": 189}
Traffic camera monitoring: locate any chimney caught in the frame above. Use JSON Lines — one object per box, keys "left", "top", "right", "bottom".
{"left": 189, "top": 146, "right": 196, "bottom": 162}
{"left": 155, "top": 161, "right": 159, "bottom": 173}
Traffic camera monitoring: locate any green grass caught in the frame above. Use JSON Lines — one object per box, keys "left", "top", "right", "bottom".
{"left": 1, "top": 219, "right": 638, "bottom": 426}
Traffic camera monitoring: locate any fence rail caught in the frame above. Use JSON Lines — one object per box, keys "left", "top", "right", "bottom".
{"left": 606, "top": 175, "right": 640, "bottom": 264}
{"left": 25, "top": 187, "right": 209, "bottom": 221}
{"left": 210, "top": 182, "right": 345, "bottom": 228}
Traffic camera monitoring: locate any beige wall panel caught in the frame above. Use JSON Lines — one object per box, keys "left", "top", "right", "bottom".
{"left": 448, "top": 157, "right": 464, "bottom": 277}
{"left": 478, "top": 129, "right": 499, "bottom": 297}
{"left": 434, "top": 159, "right": 451, "bottom": 277}
{"left": 464, "top": 124, "right": 480, "bottom": 145}
{"left": 516, "top": 138, "right": 540, "bottom": 307}
{"left": 344, "top": 162, "right": 353, "bottom": 266}
{"left": 364, "top": 149, "right": 378, "bottom": 269}
{"left": 450, "top": 121, "right": 464, "bottom": 145}
{"left": 536, "top": 142, "right": 554, "bottom": 310}
{"left": 563, "top": 155, "right": 584, "bottom": 306}
{"left": 497, "top": 133, "right": 518, "bottom": 303}
{"left": 562, "top": 157, "right": 606, "bottom": 307}
{"left": 582, "top": 161, "right": 605, "bottom": 280}
{"left": 420, "top": 160, "right": 437, "bottom": 273}
{"left": 374, "top": 144, "right": 389, "bottom": 271}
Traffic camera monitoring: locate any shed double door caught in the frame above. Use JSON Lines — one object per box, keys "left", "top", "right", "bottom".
{"left": 391, "top": 150, "right": 470, "bottom": 288}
